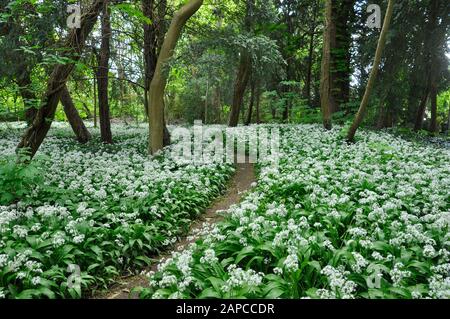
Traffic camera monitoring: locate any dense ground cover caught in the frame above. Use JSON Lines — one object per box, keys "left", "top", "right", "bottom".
{"left": 140, "top": 125, "right": 450, "bottom": 299}
{"left": 0, "top": 123, "right": 234, "bottom": 298}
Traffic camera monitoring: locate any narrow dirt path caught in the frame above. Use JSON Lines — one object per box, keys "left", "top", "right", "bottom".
{"left": 93, "top": 161, "right": 256, "bottom": 299}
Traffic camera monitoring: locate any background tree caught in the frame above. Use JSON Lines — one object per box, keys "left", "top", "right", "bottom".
{"left": 17, "top": 0, "right": 105, "bottom": 158}
{"left": 346, "top": 0, "right": 394, "bottom": 142}
{"left": 96, "top": 0, "right": 113, "bottom": 144}
{"left": 149, "top": 0, "right": 203, "bottom": 154}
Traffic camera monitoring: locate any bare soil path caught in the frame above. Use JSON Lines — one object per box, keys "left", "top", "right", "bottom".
{"left": 93, "top": 161, "right": 256, "bottom": 299}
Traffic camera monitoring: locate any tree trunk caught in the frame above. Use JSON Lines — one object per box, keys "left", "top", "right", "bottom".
{"left": 429, "top": 84, "right": 438, "bottom": 133}
{"left": 376, "top": 98, "right": 386, "bottom": 129}
{"left": 228, "top": 51, "right": 251, "bottom": 127}
{"left": 17, "top": 0, "right": 105, "bottom": 159}
{"left": 446, "top": 101, "right": 450, "bottom": 135}
{"left": 320, "top": 0, "right": 333, "bottom": 130}
{"left": 331, "top": 0, "right": 354, "bottom": 110}
{"left": 142, "top": 0, "right": 157, "bottom": 119}
{"left": 414, "top": 0, "right": 440, "bottom": 132}
{"left": 245, "top": 80, "right": 256, "bottom": 126}
{"left": 96, "top": 1, "right": 113, "bottom": 144}
{"left": 414, "top": 90, "right": 429, "bottom": 131}
{"left": 60, "top": 85, "right": 92, "bottom": 143}
{"left": 255, "top": 83, "right": 261, "bottom": 124}
{"left": 148, "top": 0, "right": 203, "bottom": 154}
{"left": 346, "top": 0, "right": 394, "bottom": 142}
{"left": 305, "top": 0, "right": 318, "bottom": 106}
{"left": 228, "top": 0, "right": 253, "bottom": 127}
{"left": 81, "top": 102, "right": 93, "bottom": 119}
{"left": 143, "top": 0, "right": 170, "bottom": 146}
{"left": 93, "top": 60, "right": 98, "bottom": 128}
{"left": 204, "top": 78, "right": 209, "bottom": 124}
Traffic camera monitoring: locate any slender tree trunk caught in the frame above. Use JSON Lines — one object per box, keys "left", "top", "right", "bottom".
{"left": 255, "top": 83, "right": 261, "bottom": 124}
{"left": 414, "top": 90, "right": 430, "bottom": 131}
{"left": 414, "top": 0, "right": 440, "bottom": 132}
{"left": 92, "top": 52, "right": 98, "bottom": 128}
{"left": 215, "top": 87, "right": 221, "bottom": 123}
{"left": 148, "top": 0, "right": 203, "bottom": 154}
{"left": 228, "top": 0, "right": 253, "bottom": 127}
{"left": 446, "top": 101, "right": 450, "bottom": 135}
{"left": 376, "top": 98, "right": 386, "bottom": 129}
{"left": 429, "top": 84, "right": 438, "bottom": 132}
{"left": 320, "top": 0, "right": 333, "bottom": 130}
{"left": 204, "top": 78, "right": 209, "bottom": 124}
{"left": 81, "top": 102, "right": 93, "bottom": 119}
{"left": 60, "top": 85, "right": 92, "bottom": 143}
{"left": 331, "top": 0, "right": 354, "bottom": 110}
{"left": 346, "top": 0, "right": 394, "bottom": 142}
{"left": 17, "top": 0, "right": 105, "bottom": 158}
{"left": 96, "top": 1, "right": 113, "bottom": 144}
{"left": 305, "top": 1, "right": 318, "bottom": 106}
{"left": 427, "top": 0, "right": 443, "bottom": 133}
{"left": 228, "top": 51, "right": 251, "bottom": 127}
{"left": 93, "top": 73, "right": 98, "bottom": 128}
{"left": 143, "top": 0, "right": 156, "bottom": 119}
{"left": 245, "top": 80, "right": 256, "bottom": 126}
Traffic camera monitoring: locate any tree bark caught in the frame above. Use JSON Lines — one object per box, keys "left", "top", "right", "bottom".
{"left": 245, "top": 80, "right": 256, "bottom": 126}
{"left": 346, "top": 0, "right": 394, "bottom": 142}
{"left": 414, "top": 90, "right": 430, "bottom": 131}
{"left": 330, "top": 0, "right": 354, "bottom": 110}
{"left": 143, "top": 0, "right": 171, "bottom": 146}
{"left": 446, "top": 101, "right": 450, "bottom": 135}
{"left": 60, "top": 85, "right": 92, "bottom": 143}
{"left": 429, "top": 84, "right": 438, "bottom": 132}
{"left": 228, "top": 51, "right": 251, "bottom": 127}
{"left": 320, "top": 0, "right": 333, "bottom": 130}
{"left": 255, "top": 83, "right": 261, "bottom": 124}
{"left": 143, "top": 0, "right": 157, "bottom": 119}
{"left": 96, "top": 1, "right": 113, "bottom": 144}
{"left": 414, "top": 0, "right": 440, "bottom": 132}
{"left": 228, "top": 0, "right": 253, "bottom": 127}
{"left": 148, "top": 0, "right": 203, "bottom": 154}
{"left": 376, "top": 98, "right": 386, "bottom": 129}
{"left": 17, "top": 0, "right": 105, "bottom": 159}
{"left": 305, "top": 0, "right": 319, "bottom": 106}
{"left": 93, "top": 71, "right": 98, "bottom": 128}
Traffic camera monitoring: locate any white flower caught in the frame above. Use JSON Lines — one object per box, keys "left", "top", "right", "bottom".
{"left": 389, "top": 263, "right": 411, "bottom": 287}
{"left": 200, "top": 249, "right": 218, "bottom": 265}
{"left": 423, "top": 245, "right": 436, "bottom": 258}
{"left": 159, "top": 274, "right": 178, "bottom": 288}
{"left": 222, "top": 265, "right": 264, "bottom": 293}
{"left": 283, "top": 254, "right": 299, "bottom": 272}
{"left": 0, "top": 254, "right": 7, "bottom": 268}
{"left": 31, "top": 276, "right": 41, "bottom": 286}
{"left": 351, "top": 252, "right": 368, "bottom": 274}
{"left": 273, "top": 267, "right": 283, "bottom": 275}
{"left": 73, "top": 234, "right": 85, "bottom": 244}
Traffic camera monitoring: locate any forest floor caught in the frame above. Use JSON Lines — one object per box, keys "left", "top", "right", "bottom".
{"left": 1, "top": 123, "right": 449, "bottom": 299}
{"left": 94, "top": 159, "right": 256, "bottom": 299}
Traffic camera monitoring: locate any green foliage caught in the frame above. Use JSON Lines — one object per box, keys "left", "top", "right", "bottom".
{"left": 0, "top": 150, "right": 44, "bottom": 205}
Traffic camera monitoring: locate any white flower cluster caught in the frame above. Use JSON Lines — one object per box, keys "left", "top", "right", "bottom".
{"left": 142, "top": 125, "right": 449, "bottom": 299}
{"left": 0, "top": 123, "right": 235, "bottom": 298}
